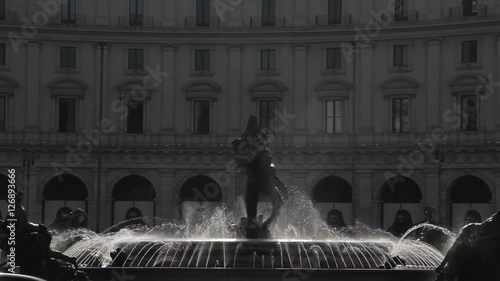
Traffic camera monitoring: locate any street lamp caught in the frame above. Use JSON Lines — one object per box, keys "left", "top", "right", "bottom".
{"left": 22, "top": 147, "right": 35, "bottom": 214}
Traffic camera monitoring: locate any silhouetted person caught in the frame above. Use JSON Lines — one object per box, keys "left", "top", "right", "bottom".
{"left": 463, "top": 210, "right": 482, "bottom": 226}
{"left": 326, "top": 209, "right": 347, "bottom": 228}
{"left": 387, "top": 209, "right": 414, "bottom": 238}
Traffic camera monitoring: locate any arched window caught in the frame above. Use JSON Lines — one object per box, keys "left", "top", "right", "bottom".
{"left": 450, "top": 175, "right": 491, "bottom": 203}
{"left": 380, "top": 176, "right": 423, "bottom": 229}
{"left": 312, "top": 176, "right": 353, "bottom": 225}
{"left": 42, "top": 174, "right": 88, "bottom": 224}
{"left": 180, "top": 176, "right": 222, "bottom": 202}
{"left": 112, "top": 175, "right": 156, "bottom": 225}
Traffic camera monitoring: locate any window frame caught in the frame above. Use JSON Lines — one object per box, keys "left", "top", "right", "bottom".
{"left": 463, "top": 0, "right": 478, "bottom": 17}
{"left": 393, "top": 44, "right": 409, "bottom": 67}
{"left": 327, "top": 0, "right": 342, "bottom": 25}
{"left": 325, "top": 99, "right": 344, "bottom": 134}
{"left": 391, "top": 97, "right": 410, "bottom": 133}
{"left": 60, "top": 46, "right": 77, "bottom": 69}
{"left": 461, "top": 40, "right": 478, "bottom": 64}
{"left": 326, "top": 47, "right": 342, "bottom": 70}
{"left": 196, "top": 0, "right": 210, "bottom": 27}
{"left": 394, "top": 0, "right": 409, "bottom": 22}
{"left": 193, "top": 100, "right": 211, "bottom": 134}
{"left": 194, "top": 49, "right": 211, "bottom": 71}
{"left": 0, "top": 95, "right": 6, "bottom": 131}
{"left": 57, "top": 97, "right": 77, "bottom": 133}
{"left": 459, "top": 94, "right": 479, "bottom": 131}
{"left": 260, "top": 49, "right": 277, "bottom": 71}
{"left": 261, "top": 0, "right": 276, "bottom": 26}
{"left": 126, "top": 100, "right": 145, "bottom": 134}
{"left": 258, "top": 99, "right": 278, "bottom": 130}
{"left": 0, "top": 43, "right": 5, "bottom": 66}
{"left": 128, "top": 48, "right": 144, "bottom": 70}
{"left": 129, "top": 0, "right": 144, "bottom": 26}
{"left": 0, "top": 0, "right": 5, "bottom": 21}
{"left": 61, "top": 0, "right": 76, "bottom": 23}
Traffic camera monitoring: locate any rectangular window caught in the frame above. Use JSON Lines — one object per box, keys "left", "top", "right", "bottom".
{"left": 462, "top": 40, "right": 477, "bottom": 63}
{"left": 129, "top": 0, "right": 144, "bottom": 26}
{"left": 463, "top": 0, "right": 478, "bottom": 16}
{"left": 259, "top": 100, "right": 277, "bottom": 129}
{"left": 328, "top": 0, "right": 342, "bottom": 24}
{"left": 326, "top": 100, "right": 343, "bottom": 134}
{"left": 0, "top": 0, "right": 6, "bottom": 20}
{"left": 326, "top": 48, "right": 342, "bottom": 70}
{"left": 394, "top": 0, "right": 408, "bottom": 21}
{"left": 194, "top": 49, "right": 211, "bottom": 71}
{"left": 0, "top": 43, "right": 5, "bottom": 65}
{"left": 194, "top": 101, "right": 210, "bottom": 134}
{"left": 392, "top": 98, "right": 409, "bottom": 133}
{"left": 196, "top": 0, "right": 210, "bottom": 27}
{"left": 460, "top": 95, "right": 478, "bottom": 131}
{"left": 127, "top": 101, "right": 144, "bottom": 133}
{"left": 393, "top": 45, "right": 409, "bottom": 67}
{"left": 0, "top": 96, "right": 5, "bottom": 131}
{"left": 261, "top": 49, "right": 276, "bottom": 71}
{"left": 58, "top": 98, "right": 76, "bottom": 132}
{"left": 262, "top": 0, "right": 276, "bottom": 26}
{"left": 61, "top": 0, "right": 76, "bottom": 23}
{"left": 60, "top": 47, "right": 76, "bottom": 68}
{"left": 128, "top": 49, "right": 144, "bottom": 70}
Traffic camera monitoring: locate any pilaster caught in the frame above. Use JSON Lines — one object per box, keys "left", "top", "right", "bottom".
{"left": 427, "top": 38, "right": 441, "bottom": 130}
{"left": 161, "top": 46, "right": 176, "bottom": 141}
{"left": 25, "top": 42, "right": 40, "bottom": 130}
{"left": 228, "top": 46, "right": 242, "bottom": 132}
{"left": 293, "top": 44, "right": 308, "bottom": 144}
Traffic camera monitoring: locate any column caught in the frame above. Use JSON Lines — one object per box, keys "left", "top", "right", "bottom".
{"left": 159, "top": 170, "right": 176, "bottom": 220}
{"left": 228, "top": 46, "right": 242, "bottom": 132}
{"left": 161, "top": 46, "right": 176, "bottom": 141}
{"left": 357, "top": 171, "right": 373, "bottom": 226}
{"left": 95, "top": 44, "right": 109, "bottom": 128}
{"left": 293, "top": 44, "right": 308, "bottom": 144}
{"left": 427, "top": 39, "right": 441, "bottom": 130}
{"left": 358, "top": 44, "right": 374, "bottom": 137}
{"left": 26, "top": 169, "right": 39, "bottom": 222}
{"left": 25, "top": 42, "right": 40, "bottom": 131}
{"left": 496, "top": 35, "right": 500, "bottom": 128}
{"left": 425, "top": 169, "right": 441, "bottom": 223}
{"left": 163, "top": 0, "right": 176, "bottom": 27}
{"left": 96, "top": 0, "right": 110, "bottom": 25}
{"left": 92, "top": 169, "right": 108, "bottom": 231}
{"left": 294, "top": 0, "right": 308, "bottom": 26}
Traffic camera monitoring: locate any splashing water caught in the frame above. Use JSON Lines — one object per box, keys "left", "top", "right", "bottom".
{"left": 55, "top": 186, "right": 451, "bottom": 269}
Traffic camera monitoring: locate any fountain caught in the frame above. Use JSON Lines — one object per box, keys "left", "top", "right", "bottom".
{"left": 54, "top": 117, "right": 448, "bottom": 281}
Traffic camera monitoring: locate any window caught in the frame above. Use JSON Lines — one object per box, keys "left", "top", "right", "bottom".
{"left": 326, "top": 48, "right": 342, "bottom": 70}
{"left": 326, "top": 100, "right": 343, "bottom": 134}
{"left": 262, "top": 0, "right": 276, "bottom": 26}
{"left": 392, "top": 98, "right": 409, "bottom": 133}
{"left": 129, "top": 0, "right": 144, "bottom": 26}
{"left": 393, "top": 45, "right": 409, "bottom": 67}
{"left": 463, "top": 0, "right": 478, "bottom": 16}
{"left": 328, "top": 0, "right": 342, "bottom": 24}
{"left": 0, "top": 96, "right": 5, "bottom": 131}
{"left": 261, "top": 49, "right": 276, "bottom": 71}
{"left": 58, "top": 98, "right": 76, "bottom": 132}
{"left": 394, "top": 0, "right": 408, "bottom": 21}
{"left": 194, "top": 101, "right": 210, "bottom": 134}
{"left": 0, "top": 0, "right": 5, "bottom": 20}
{"left": 60, "top": 47, "right": 76, "bottom": 68}
{"left": 196, "top": 0, "right": 210, "bottom": 27}
{"left": 461, "top": 40, "right": 477, "bottom": 63}
{"left": 0, "top": 43, "right": 5, "bottom": 65}
{"left": 259, "top": 100, "right": 277, "bottom": 129}
{"left": 194, "top": 49, "right": 210, "bottom": 71}
{"left": 61, "top": 0, "right": 76, "bottom": 23}
{"left": 127, "top": 101, "right": 144, "bottom": 133}
{"left": 128, "top": 49, "right": 144, "bottom": 70}
{"left": 460, "top": 95, "right": 478, "bottom": 131}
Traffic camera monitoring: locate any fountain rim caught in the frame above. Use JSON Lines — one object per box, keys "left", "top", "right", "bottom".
{"left": 105, "top": 238, "right": 398, "bottom": 244}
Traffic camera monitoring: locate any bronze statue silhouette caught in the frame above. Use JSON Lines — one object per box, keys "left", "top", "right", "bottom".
{"left": 231, "top": 116, "right": 287, "bottom": 238}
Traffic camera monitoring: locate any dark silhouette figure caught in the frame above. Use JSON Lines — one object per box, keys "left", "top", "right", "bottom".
{"left": 463, "top": 210, "right": 482, "bottom": 226}
{"left": 326, "top": 209, "right": 347, "bottom": 228}
{"left": 387, "top": 209, "right": 414, "bottom": 238}
{"left": 49, "top": 207, "right": 72, "bottom": 231}
{"left": 102, "top": 207, "right": 148, "bottom": 234}
{"left": 231, "top": 116, "right": 288, "bottom": 238}
{"left": 436, "top": 209, "right": 500, "bottom": 281}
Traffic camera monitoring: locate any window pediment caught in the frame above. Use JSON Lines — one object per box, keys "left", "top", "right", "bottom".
{"left": 449, "top": 73, "right": 487, "bottom": 93}
{"left": 116, "top": 79, "right": 155, "bottom": 100}
{"left": 0, "top": 74, "right": 19, "bottom": 96}
{"left": 183, "top": 79, "right": 221, "bottom": 100}
{"left": 48, "top": 77, "right": 88, "bottom": 98}
{"left": 381, "top": 77, "right": 419, "bottom": 96}
{"left": 248, "top": 79, "right": 286, "bottom": 99}
{"left": 315, "top": 79, "right": 352, "bottom": 99}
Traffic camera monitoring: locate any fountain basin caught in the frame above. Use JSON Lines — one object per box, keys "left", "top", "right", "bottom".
{"left": 82, "top": 267, "right": 437, "bottom": 281}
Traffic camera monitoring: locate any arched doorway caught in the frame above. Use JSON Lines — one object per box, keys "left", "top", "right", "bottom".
{"left": 312, "top": 176, "right": 353, "bottom": 225}
{"left": 380, "top": 176, "right": 423, "bottom": 229}
{"left": 43, "top": 174, "right": 88, "bottom": 225}
{"left": 450, "top": 175, "right": 494, "bottom": 228}
{"left": 112, "top": 175, "right": 156, "bottom": 225}
{"left": 180, "top": 176, "right": 222, "bottom": 221}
